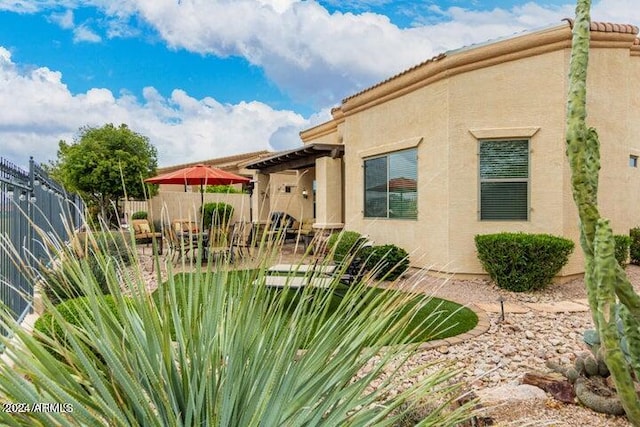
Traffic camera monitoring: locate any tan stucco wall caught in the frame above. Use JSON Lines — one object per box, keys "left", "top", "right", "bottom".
{"left": 304, "top": 22, "right": 640, "bottom": 277}
{"left": 266, "top": 170, "right": 315, "bottom": 222}
{"left": 147, "top": 191, "right": 250, "bottom": 227}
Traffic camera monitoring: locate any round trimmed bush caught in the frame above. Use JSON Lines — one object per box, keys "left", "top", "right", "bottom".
{"left": 359, "top": 244, "right": 410, "bottom": 281}
{"left": 327, "top": 231, "right": 364, "bottom": 263}
{"left": 131, "top": 211, "right": 148, "bottom": 220}
{"left": 475, "top": 232, "right": 574, "bottom": 292}
{"left": 202, "top": 202, "right": 234, "bottom": 229}
{"left": 614, "top": 234, "right": 631, "bottom": 267}
{"left": 630, "top": 227, "right": 640, "bottom": 265}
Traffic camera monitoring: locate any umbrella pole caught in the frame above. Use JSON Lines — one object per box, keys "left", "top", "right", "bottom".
{"left": 200, "top": 184, "right": 205, "bottom": 231}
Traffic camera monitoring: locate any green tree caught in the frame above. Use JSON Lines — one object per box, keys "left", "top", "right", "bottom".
{"left": 51, "top": 124, "right": 158, "bottom": 226}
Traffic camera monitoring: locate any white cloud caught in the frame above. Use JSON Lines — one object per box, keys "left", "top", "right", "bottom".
{"left": 0, "top": 0, "right": 638, "bottom": 169}
{"left": 0, "top": 47, "right": 307, "bottom": 167}
{"left": 49, "top": 9, "right": 74, "bottom": 29}
{"left": 73, "top": 24, "right": 102, "bottom": 43}
{"left": 80, "top": 0, "right": 637, "bottom": 105}
{"left": 3, "top": 1, "right": 637, "bottom": 108}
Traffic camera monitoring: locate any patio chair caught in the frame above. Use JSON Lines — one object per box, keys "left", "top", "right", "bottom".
{"left": 261, "top": 253, "right": 367, "bottom": 289}
{"left": 266, "top": 211, "right": 296, "bottom": 244}
{"left": 288, "top": 218, "right": 315, "bottom": 252}
{"left": 229, "top": 221, "right": 252, "bottom": 262}
{"left": 206, "top": 227, "right": 231, "bottom": 262}
{"left": 164, "top": 223, "right": 193, "bottom": 263}
{"left": 131, "top": 219, "right": 163, "bottom": 255}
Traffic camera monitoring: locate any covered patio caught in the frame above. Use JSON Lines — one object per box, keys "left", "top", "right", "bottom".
{"left": 243, "top": 142, "right": 346, "bottom": 243}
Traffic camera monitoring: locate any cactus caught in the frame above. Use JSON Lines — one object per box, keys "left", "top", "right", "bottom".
{"left": 574, "top": 377, "right": 626, "bottom": 416}
{"left": 566, "top": 1, "right": 640, "bottom": 423}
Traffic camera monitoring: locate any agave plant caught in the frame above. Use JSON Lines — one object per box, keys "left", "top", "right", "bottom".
{"left": 0, "top": 216, "right": 475, "bottom": 426}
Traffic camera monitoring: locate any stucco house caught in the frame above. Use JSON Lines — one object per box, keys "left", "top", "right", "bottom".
{"left": 245, "top": 19, "right": 640, "bottom": 278}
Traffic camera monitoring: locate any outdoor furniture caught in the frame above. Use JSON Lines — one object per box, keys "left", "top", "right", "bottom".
{"left": 206, "top": 227, "right": 231, "bottom": 261}
{"left": 164, "top": 226, "right": 189, "bottom": 263}
{"left": 287, "top": 218, "right": 315, "bottom": 251}
{"left": 268, "top": 263, "right": 336, "bottom": 275}
{"left": 131, "top": 219, "right": 163, "bottom": 255}
{"left": 172, "top": 219, "right": 199, "bottom": 234}
{"left": 164, "top": 221, "right": 204, "bottom": 263}
{"left": 267, "top": 211, "right": 296, "bottom": 244}
{"left": 257, "top": 274, "right": 334, "bottom": 289}
{"left": 229, "top": 221, "right": 252, "bottom": 261}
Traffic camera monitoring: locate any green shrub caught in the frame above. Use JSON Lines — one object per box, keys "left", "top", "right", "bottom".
{"left": 359, "top": 244, "right": 410, "bottom": 281}
{"left": 327, "top": 230, "right": 364, "bottom": 263}
{"left": 205, "top": 184, "right": 245, "bottom": 194}
{"left": 614, "top": 234, "right": 631, "bottom": 267}
{"left": 474, "top": 232, "right": 574, "bottom": 292}
{"left": 630, "top": 227, "right": 640, "bottom": 265}
{"left": 34, "top": 295, "right": 127, "bottom": 360}
{"left": 202, "top": 202, "right": 234, "bottom": 229}
{"left": 131, "top": 211, "right": 148, "bottom": 220}
{"left": 43, "top": 231, "right": 132, "bottom": 304}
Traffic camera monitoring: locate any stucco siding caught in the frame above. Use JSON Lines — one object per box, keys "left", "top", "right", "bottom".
{"left": 344, "top": 79, "right": 450, "bottom": 267}
{"left": 302, "top": 21, "right": 640, "bottom": 277}
{"left": 447, "top": 50, "right": 569, "bottom": 274}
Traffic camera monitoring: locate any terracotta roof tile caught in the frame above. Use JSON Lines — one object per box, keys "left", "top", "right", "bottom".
{"left": 343, "top": 20, "right": 638, "bottom": 105}
{"left": 343, "top": 53, "right": 446, "bottom": 103}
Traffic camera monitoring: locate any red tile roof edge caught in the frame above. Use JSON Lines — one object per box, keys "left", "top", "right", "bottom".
{"left": 563, "top": 18, "right": 639, "bottom": 34}
{"left": 342, "top": 19, "right": 638, "bottom": 104}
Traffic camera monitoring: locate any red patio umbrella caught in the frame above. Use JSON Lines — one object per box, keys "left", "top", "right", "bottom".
{"left": 145, "top": 164, "right": 250, "bottom": 220}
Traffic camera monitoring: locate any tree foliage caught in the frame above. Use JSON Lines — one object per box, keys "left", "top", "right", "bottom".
{"left": 51, "top": 124, "right": 158, "bottom": 226}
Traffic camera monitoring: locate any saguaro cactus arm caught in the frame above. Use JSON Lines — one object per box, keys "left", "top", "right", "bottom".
{"left": 565, "top": 0, "right": 640, "bottom": 423}
{"left": 593, "top": 220, "right": 640, "bottom": 421}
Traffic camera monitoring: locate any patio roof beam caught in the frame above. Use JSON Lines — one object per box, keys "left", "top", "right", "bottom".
{"left": 245, "top": 143, "right": 344, "bottom": 174}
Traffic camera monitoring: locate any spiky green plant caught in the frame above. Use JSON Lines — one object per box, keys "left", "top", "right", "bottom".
{"left": 566, "top": 1, "right": 640, "bottom": 423}
{"left": 0, "top": 215, "right": 476, "bottom": 426}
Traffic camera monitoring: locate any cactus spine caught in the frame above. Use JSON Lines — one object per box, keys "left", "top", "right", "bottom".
{"left": 566, "top": 1, "right": 640, "bottom": 423}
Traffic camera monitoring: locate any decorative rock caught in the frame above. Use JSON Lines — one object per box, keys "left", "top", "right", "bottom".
{"left": 477, "top": 384, "right": 547, "bottom": 404}
{"left": 525, "top": 330, "right": 535, "bottom": 339}
{"left": 522, "top": 372, "right": 576, "bottom": 403}
{"left": 501, "top": 344, "right": 517, "bottom": 356}
{"left": 437, "top": 345, "right": 449, "bottom": 354}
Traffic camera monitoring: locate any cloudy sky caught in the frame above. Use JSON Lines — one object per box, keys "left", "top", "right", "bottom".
{"left": 0, "top": 0, "right": 637, "bottom": 169}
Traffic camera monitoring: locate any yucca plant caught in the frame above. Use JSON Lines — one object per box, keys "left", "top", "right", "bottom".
{"left": 0, "top": 215, "right": 476, "bottom": 426}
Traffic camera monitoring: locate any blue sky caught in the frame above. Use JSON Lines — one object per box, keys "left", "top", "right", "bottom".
{"left": 0, "top": 0, "right": 636, "bottom": 168}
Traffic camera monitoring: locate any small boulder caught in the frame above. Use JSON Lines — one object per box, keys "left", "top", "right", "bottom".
{"left": 477, "top": 384, "right": 546, "bottom": 404}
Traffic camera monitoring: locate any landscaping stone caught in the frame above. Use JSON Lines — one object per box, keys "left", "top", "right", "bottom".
{"left": 477, "top": 384, "right": 547, "bottom": 403}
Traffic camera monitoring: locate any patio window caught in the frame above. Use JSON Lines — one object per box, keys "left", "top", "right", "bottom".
{"left": 364, "top": 149, "right": 417, "bottom": 219}
{"left": 479, "top": 139, "right": 529, "bottom": 221}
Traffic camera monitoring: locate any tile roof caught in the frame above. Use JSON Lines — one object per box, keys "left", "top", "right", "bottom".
{"left": 343, "top": 19, "right": 638, "bottom": 104}
{"left": 158, "top": 150, "right": 270, "bottom": 174}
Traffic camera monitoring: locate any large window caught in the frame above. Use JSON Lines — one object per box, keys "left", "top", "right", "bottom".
{"left": 479, "top": 139, "right": 529, "bottom": 221}
{"left": 364, "top": 149, "right": 417, "bottom": 219}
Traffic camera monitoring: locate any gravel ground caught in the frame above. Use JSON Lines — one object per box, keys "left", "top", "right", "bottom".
{"left": 136, "top": 247, "right": 639, "bottom": 426}
{"left": 389, "top": 266, "right": 640, "bottom": 427}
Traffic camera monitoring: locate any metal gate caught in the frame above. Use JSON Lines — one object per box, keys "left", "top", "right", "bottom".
{"left": 0, "top": 157, "right": 83, "bottom": 329}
